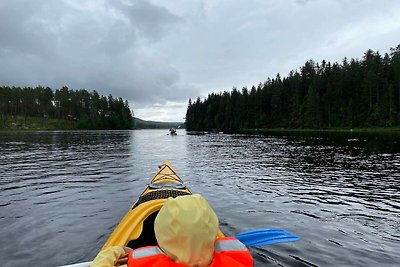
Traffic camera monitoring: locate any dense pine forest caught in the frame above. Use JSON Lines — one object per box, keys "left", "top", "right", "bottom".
{"left": 0, "top": 86, "right": 133, "bottom": 130}
{"left": 186, "top": 45, "right": 400, "bottom": 131}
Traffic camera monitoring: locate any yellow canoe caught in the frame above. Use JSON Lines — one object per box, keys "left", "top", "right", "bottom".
{"left": 101, "top": 160, "right": 223, "bottom": 251}
{"left": 61, "top": 160, "right": 223, "bottom": 267}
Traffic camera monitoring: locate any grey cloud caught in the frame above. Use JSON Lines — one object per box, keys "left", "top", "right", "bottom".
{"left": 0, "top": 1, "right": 62, "bottom": 57}
{"left": 110, "top": 0, "right": 182, "bottom": 41}
{"left": 97, "top": 22, "right": 137, "bottom": 54}
{"left": 296, "top": 0, "right": 311, "bottom": 5}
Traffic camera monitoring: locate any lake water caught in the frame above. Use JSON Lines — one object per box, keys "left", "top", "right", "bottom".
{"left": 0, "top": 130, "right": 399, "bottom": 266}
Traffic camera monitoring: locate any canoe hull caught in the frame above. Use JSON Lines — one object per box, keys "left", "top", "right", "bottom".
{"left": 102, "top": 160, "right": 206, "bottom": 250}
{"left": 61, "top": 161, "right": 223, "bottom": 267}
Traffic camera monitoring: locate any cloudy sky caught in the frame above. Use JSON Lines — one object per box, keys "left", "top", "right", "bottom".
{"left": 1, "top": 0, "right": 400, "bottom": 122}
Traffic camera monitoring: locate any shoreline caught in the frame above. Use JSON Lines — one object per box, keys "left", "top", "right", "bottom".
{"left": 221, "top": 127, "right": 400, "bottom": 137}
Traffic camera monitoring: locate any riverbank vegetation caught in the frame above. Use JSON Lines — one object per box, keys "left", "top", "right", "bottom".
{"left": 186, "top": 44, "right": 400, "bottom": 132}
{"left": 0, "top": 86, "right": 133, "bottom": 130}
{"left": 134, "top": 117, "right": 184, "bottom": 129}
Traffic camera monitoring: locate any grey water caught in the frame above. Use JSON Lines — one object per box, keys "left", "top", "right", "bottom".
{"left": 0, "top": 130, "right": 399, "bottom": 266}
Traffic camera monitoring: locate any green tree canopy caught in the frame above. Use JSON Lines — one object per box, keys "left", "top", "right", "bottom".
{"left": 186, "top": 44, "right": 400, "bottom": 131}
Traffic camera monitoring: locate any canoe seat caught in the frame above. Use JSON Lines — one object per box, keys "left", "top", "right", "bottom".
{"left": 132, "top": 189, "right": 191, "bottom": 209}
{"left": 127, "top": 211, "right": 159, "bottom": 249}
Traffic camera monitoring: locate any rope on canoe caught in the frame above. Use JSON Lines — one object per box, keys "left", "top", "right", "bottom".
{"left": 132, "top": 189, "right": 191, "bottom": 209}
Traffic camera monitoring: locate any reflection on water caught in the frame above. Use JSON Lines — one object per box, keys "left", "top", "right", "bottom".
{"left": 0, "top": 130, "right": 399, "bottom": 266}
{"left": 0, "top": 131, "right": 135, "bottom": 266}
{"left": 184, "top": 133, "right": 400, "bottom": 266}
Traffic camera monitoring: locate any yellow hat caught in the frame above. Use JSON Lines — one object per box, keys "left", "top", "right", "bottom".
{"left": 154, "top": 194, "right": 219, "bottom": 267}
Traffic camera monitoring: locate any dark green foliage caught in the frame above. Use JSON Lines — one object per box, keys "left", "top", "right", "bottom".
{"left": 186, "top": 44, "right": 400, "bottom": 131}
{"left": 0, "top": 86, "right": 133, "bottom": 130}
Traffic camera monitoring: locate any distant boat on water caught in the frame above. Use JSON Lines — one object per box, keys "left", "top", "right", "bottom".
{"left": 169, "top": 128, "right": 177, "bottom": 135}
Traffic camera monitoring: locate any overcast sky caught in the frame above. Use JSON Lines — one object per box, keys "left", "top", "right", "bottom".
{"left": 1, "top": 0, "right": 400, "bottom": 122}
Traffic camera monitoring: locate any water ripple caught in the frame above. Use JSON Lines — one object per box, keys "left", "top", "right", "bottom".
{"left": 1, "top": 130, "right": 399, "bottom": 266}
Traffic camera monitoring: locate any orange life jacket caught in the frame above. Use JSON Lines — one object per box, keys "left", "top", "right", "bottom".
{"left": 128, "top": 236, "right": 253, "bottom": 267}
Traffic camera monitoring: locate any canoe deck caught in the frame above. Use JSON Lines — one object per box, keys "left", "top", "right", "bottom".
{"left": 101, "top": 160, "right": 192, "bottom": 250}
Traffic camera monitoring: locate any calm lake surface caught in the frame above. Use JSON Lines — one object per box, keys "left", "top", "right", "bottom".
{"left": 0, "top": 130, "right": 399, "bottom": 266}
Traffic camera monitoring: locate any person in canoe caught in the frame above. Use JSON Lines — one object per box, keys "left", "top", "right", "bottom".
{"left": 169, "top": 128, "right": 177, "bottom": 135}
{"left": 91, "top": 194, "right": 253, "bottom": 267}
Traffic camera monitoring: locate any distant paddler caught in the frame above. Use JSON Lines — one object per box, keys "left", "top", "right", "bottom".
{"left": 169, "top": 128, "right": 177, "bottom": 135}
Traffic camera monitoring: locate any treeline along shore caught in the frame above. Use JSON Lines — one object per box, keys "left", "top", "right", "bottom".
{"left": 185, "top": 44, "right": 400, "bottom": 132}
{"left": 0, "top": 86, "right": 133, "bottom": 130}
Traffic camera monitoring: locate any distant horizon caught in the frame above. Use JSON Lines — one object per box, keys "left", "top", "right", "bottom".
{"left": 134, "top": 116, "right": 184, "bottom": 124}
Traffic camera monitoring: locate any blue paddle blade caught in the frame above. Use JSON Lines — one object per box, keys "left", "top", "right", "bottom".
{"left": 235, "top": 229, "right": 300, "bottom": 246}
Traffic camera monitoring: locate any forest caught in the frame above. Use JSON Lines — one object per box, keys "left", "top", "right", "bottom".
{"left": 0, "top": 86, "right": 133, "bottom": 130}
{"left": 186, "top": 45, "right": 400, "bottom": 131}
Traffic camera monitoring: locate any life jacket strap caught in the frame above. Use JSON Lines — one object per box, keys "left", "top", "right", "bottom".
{"left": 215, "top": 239, "right": 247, "bottom": 252}
{"left": 133, "top": 246, "right": 164, "bottom": 259}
